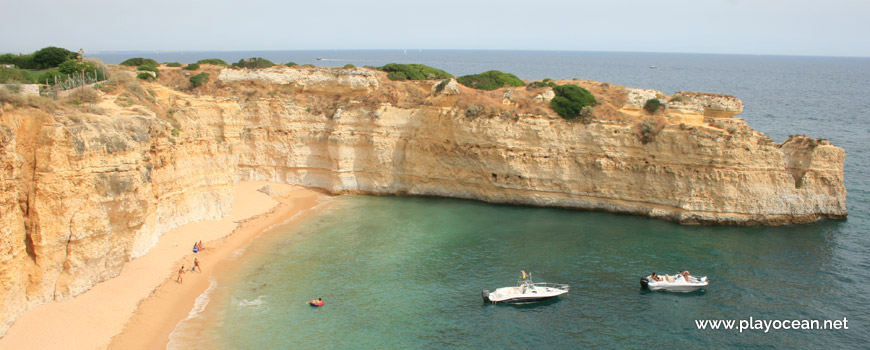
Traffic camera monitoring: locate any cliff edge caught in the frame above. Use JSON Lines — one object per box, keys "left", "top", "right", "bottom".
{"left": 0, "top": 64, "right": 847, "bottom": 336}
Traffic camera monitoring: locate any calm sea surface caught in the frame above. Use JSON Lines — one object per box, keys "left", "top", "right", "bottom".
{"left": 112, "top": 50, "right": 870, "bottom": 349}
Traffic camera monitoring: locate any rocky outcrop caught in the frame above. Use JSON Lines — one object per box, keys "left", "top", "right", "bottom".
{"left": 218, "top": 67, "right": 379, "bottom": 93}
{"left": 0, "top": 69, "right": 847, "bottom": 337}
{"left": 672, "top": 91, "right": 744, "bottom": 117}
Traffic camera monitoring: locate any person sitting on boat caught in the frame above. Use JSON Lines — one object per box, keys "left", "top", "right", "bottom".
{"left": 681, "top": 271, "right": 691, "bottom": 281}
{"left": 650, "top": 272, "right": 663, "bottom": 282}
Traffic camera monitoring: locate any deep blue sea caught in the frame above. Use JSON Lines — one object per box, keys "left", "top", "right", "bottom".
{"left": 100, "top": 50, "right": 870, "bottom": 349}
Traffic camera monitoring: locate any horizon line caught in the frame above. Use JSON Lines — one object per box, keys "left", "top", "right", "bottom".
{"left": 3, "top": 48, "right": 869, "bottom": 59}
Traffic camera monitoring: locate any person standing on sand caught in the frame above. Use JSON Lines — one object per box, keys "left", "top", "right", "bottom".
{"left": 177, "top": 265, "right": 185, "bottom": 283}
{"left": 193, "top": 258, "right": 202, "bottom": 273}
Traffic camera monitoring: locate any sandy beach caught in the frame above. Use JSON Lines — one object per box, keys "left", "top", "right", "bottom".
{"left": 0, "top": 181, "right": 329, "bottom": 350}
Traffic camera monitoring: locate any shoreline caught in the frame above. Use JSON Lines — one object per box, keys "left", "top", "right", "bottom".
{"left": 109, "top": 184, "right": 329, "bottom": 350}
{"left": 0, "top": 181, "right": 329, "bottom": 350}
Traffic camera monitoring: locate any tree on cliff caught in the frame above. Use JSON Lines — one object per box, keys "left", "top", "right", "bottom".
{"left": 32, "top": 46, "right": 76, "bottom": 69}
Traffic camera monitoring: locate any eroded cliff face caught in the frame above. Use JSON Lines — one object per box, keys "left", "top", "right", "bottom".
{"left": 0, "top": 66, "right": 847, "bottom": 336}
{"left": 0, "top": 105, "right": 235, "bottom": 335}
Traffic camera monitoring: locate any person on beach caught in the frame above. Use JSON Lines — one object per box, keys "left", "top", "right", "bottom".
{"left": 196, "top": 240, "right": 204, "bottom": 251}
{"left": 193, "top": 258, "right": 202, "bottom": 273}
{"left": 193, "top": 242, "right": 198, "bottom": 253}
{"left": 177, "top": 265, "right": 185, "bottom": 283}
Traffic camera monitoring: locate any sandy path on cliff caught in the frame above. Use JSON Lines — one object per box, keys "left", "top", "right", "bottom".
{"left": 0, "top": 181, "right": 330, "bottom": 350}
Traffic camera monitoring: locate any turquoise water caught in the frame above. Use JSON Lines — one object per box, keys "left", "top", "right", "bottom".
{"left": 141, "top": 51, "right": 870, "bottom": 349}
{"left": 177, "top": 196, "right": 862, "bottom": 349}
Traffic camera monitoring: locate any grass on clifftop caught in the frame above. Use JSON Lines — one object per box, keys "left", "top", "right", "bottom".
{"left": 378, "top": 64, "right": 453, "bottom": 81}
{"left": 456, "top": 70, "right": 524, "bottom": 91}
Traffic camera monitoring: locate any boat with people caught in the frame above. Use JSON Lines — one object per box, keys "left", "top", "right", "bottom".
{"left": 482, "top": 271, "right": 569, "bottom": 304}
{"left": 308, "top": 298, "right": 324, "bottom": 307}
{"left": 640, "top": 271, "right": 708, "bottom": 292}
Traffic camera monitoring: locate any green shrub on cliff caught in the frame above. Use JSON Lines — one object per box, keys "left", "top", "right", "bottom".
{"left": 36, "top": 69, "right": 64, "bottom": 85}
{"left": 644, "top": 98, "right": 663, "bottom": 114}
{"left": 233, "top": 57, "right": 275, "bottom": 69}
{"left": 182, "top": 63, "right": 200, "bottom": 71}
{"left": 164, "top": 62, "right": 183, "bottom": 67}
{"left": 549, "top": 84, "right": 596, "bottom": 119}
{"left": 137, "top": 72, "right": 156, "bottom": 80}
{"left": 343, "top": 64, "right": 356, "bottom": 69}
{"left": 196, "top": 58, "right": 228, "bottom": 66}
{"left": 137, "top": 65, "right": 159, "bottom": 74}
{"left": 0, "top": 53, "right": 35, "bottom": 69}
{"left": 189, "top": 72, "right": 210, "bottom": 88}
{"left": 0, "top": 67, "right": 35, "bottom": 83}
{"left": 637, "top": 119, "right": 658, "bottom": 144}
{"left": 120, "top": 57, "right": 159, "bottom": 67}
{"left": 456, "top": 70, "right": 524, "bottom": 91}
{"left": 378, "top": 63, "right": 453, "bottom": 81}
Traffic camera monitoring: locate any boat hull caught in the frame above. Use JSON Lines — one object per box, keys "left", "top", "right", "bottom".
{"left": 641, "top": 276, "right": 708, "bottom": 293}
{"left": 482, "top": 286, "right": 569, "bottom": 304}
{"left": 485, "top": 295, "right": 563, "bottom": 304}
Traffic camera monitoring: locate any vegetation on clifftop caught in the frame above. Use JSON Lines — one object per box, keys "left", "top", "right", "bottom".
{"left": 644, "top": 98, "right": 663, "bottom": 114}
{"left": 456, "top": 70, "right": 524, "bottom": 90}
{"left": 190, "top": 72, "right": 209, "bottom": 88}
{"left": 378, "top": 63, "right": 453, "bottom": 81}
{"left": 233, "top": 57, "right": 275, "bottom": 69}
{"left": 550, "top": 84, "right": 596, "bottom": 120}
{"left": 196, "top": 58, "right": 228, "bottom": 66}
{"left": 0, "top": 67, "right": 35, "bottom": 83}
{"left": 120, "top": 57, "right": 159, "bottom": 67}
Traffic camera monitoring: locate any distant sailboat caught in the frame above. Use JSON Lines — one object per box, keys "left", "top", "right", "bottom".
{"left": 404, "top": 49, "right": 407, "bottom": 55}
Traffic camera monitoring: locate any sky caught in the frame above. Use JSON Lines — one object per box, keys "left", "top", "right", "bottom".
{"left": 1, "top": 0, "right": 868, "bottom": 57}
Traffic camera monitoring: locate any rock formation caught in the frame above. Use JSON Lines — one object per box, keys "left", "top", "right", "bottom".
{"left": 0, "top": 65, "right": 847, "bottom": 336}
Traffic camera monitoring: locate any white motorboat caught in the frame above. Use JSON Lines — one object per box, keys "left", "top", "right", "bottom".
{"left": 640, "top": 272, "right": 708, "bottom": 293}
{"left": 482, "top": 271, "right": 569, "bottom": 304}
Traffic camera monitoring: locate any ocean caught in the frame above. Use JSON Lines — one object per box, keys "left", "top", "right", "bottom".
{"left": 99, "top": 50, "right": 870, "bottom": 349}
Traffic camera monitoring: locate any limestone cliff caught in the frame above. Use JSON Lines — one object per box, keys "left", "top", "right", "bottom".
{"left": 0, "top": 65, "right": 847, "bottom": 336}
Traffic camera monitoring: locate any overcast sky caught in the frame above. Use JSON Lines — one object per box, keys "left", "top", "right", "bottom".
{"left": 2, "top": 0, "right": 868, "bottom": 57}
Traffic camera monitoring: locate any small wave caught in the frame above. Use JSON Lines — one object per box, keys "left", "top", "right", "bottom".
{"left": 273, "top": 196, "right": 337, "bottom": 229}
{"left": 232, "top": 246, "right": 248, "bottom": 258}
{"left": 167, "top": 278, "right": 218, "bottom": 350}
{"left": 237, "top": 295, "right": 267, "bottom": 307}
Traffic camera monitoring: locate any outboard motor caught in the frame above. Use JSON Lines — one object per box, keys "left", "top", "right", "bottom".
{"left": 640, "top": 277, "right": 650, "bottom": 289}
{"left": 482, "top": 290, "right": 491, "bottom": 303}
